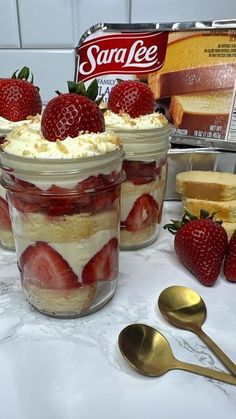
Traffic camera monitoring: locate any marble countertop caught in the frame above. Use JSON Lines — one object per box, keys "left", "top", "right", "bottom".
{"left": 0, "top": 201, "right": 236, "bottom": 419}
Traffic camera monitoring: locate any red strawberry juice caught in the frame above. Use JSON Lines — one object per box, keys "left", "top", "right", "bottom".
{"left": 0, "top": 124, "right": 125, "bottom": 317}
{"left": 105, "top": 111, "right": 170, "bottom": 249}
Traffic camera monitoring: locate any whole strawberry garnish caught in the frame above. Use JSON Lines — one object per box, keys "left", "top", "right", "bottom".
{"left": 224, "top": 230, "right": 236, "bottom": 282}
{"left": 0, "top": 66, "right": 42, "bottom": 121}
{"left": 164, "top": 210, "right": 228, "bottom": 286}
{"left": 107, "top": 80, "right": 155, "bottom": 118}
{"left": 41, "top": 80, "right": 105, "bottom": 141}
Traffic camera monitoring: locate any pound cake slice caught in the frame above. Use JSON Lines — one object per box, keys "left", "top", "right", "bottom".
{"left": 176, "top": 171, "right": 236, "bottom": 201}
{"left": 182, "top": 196, "right": 236, "bottom": 223}
{"left": 148, "top": 33, "right": 236, "bottom": 99}
{"left": 150, "top": 63, "right": 236, "bottom": 98}
{"left": 169, "top": 90, "right": 232, "bottom": 134}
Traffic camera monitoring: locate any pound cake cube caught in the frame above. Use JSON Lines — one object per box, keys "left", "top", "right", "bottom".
{"left": 182, "top": 196, "right": 236, "bottom": 223}
{"left": 222, "top": 222, "right": 236, "bottom": 239}
{"left": 176, "top": 171, "right": 236, "bottom": 201}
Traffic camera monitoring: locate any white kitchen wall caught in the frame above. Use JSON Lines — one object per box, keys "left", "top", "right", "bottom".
{"left": 0, "top": 0, "right": 235, "bottom": 104}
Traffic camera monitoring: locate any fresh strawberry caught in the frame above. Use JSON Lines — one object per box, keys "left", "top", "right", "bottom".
{"left": 0, "top": 197, "right": 12, "bottom": 230}
{"left": 0, "top": 66, "right": 42, "bottom": 121}
{"left": 82, "top": 238, "right": 118, "bottom": 284}
{"left": 164, "top": 210, "right": 228, "bottom": 286}
{"left": 19, "top": 241, "right": 80, "bottom": 289}
{"left": 41, "top": 80, "right": 105, "bottom": 141}
{"left": 107, "top": 80, "right": 155, "bottom": 118}
{"left": 123, "top": 193, "right": 158, "bottom": 231}
{"left": 223, "top": 230, "right": 236, "bottom": 282}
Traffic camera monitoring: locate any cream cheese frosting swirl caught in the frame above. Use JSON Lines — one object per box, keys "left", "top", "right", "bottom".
{"left": 0, "top": 114, "right": 41, "bottom": 135}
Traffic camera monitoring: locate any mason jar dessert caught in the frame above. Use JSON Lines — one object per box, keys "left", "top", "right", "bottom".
{"left": 105, "top": 80, "right": 170, "bottom": 250}
{"left": 0, "top": 81, "right": 125, "bottom": 318}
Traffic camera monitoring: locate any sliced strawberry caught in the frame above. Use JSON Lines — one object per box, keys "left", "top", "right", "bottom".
{"left": 123, "top": 161, "right": 156, "bottom": 185}
{"left": 82, "top": 238, "right": 118, "bottom": 284}
{"left": 0, "top": 196, "right": 12, "bottom": 230}
{"left": 19, "top": 241, "right": 80, "bottom": 289}
{"left": 10, "top": 192, "right": 40, "bottom": 213}
{"left": 124, "top": 193, "right": 158, "bottom": 232}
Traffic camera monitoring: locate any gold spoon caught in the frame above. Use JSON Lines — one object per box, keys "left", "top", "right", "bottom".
{"left": 118, "top": 323, "right": 236, "bottom": 385}
{"left": 158, "top": 285, "right": 236, "bottom": 376}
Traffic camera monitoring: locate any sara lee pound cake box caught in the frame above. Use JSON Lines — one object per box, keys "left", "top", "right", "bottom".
{"left": 75, "top": 21, "right": 236, "bottom": 145}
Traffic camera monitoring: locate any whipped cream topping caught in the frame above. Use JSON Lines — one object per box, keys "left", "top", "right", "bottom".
{"left": 2, "top": 123, "right": 120, "bottom": 159}
{"left": 104, "top": 110, "right": 168, "bottom": 130}
{"left": 0, "top": 114, "right": 41, "bottom": 134}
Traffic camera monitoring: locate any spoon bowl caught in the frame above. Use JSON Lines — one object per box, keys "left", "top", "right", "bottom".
{"left": 118, "top": 323, "right": 236, "bottom": 385}
{"left": 158, "top": 285, "right": 236, "bottom": 376}
{"left": 118, "top": 323, "right": 173, "bottom": 376}
{"left": 158, "top": 285, "right": 206, "bottom": 329}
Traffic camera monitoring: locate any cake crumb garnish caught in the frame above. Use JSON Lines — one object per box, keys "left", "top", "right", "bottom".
{"left": 56, "top": 140, "right": 69, "bottom": 154}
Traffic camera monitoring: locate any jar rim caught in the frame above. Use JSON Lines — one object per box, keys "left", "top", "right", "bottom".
{"left": 107, "top": 125, "right": 170, "bottom": 134}
{"left": 0, "top": 145, "right": 124, "bottom": 165}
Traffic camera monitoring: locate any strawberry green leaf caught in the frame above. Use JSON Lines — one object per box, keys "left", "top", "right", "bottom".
{"left": 67, "top": 81, "right": 79, "bottom": 94}
{"left": 75, "top": 82, "right": 87, "bottom": 96}
{"left": 11, "top": 69, "right": 19, "bottom": 79}
{"left": 86, "top": 79, "right": 99, "bottom": 101}
{"left": 17, "top": 66, "right": 30, "bottom": 80}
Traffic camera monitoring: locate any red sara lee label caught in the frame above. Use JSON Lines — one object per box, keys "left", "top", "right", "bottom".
{"left": 76, "top": 31, "right": 169, "bottom": 82}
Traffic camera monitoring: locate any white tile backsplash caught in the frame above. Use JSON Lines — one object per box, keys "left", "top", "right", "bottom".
{"left": 0, "top": 49, "right": 75, "bottom": 104}
{"left": 18, "top": 0, "right": 75, "bottom": 47}
{"left": 131, "top": 0, "right": 236, "bottom": 22}
{"left": 0, "top": 0, "right": 20, "bottom": 47}
{"left": 74, "top": 0, "right": 130, "bottom": 42}
{"left": 0, "top": 0, "right": 235, "bottom": 103}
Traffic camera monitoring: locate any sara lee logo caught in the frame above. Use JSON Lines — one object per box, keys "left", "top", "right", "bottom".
{"left": 77, "top": 32, "right": 168, "bottom": 82}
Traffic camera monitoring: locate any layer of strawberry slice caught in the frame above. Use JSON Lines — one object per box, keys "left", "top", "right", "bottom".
{"left": 122, "top": 193, "right": 159, "bottom": 232}
{"left": 0, "top": 196, "right": 12, "bottom": 230}
{"left": 82, "top": 238, "right": 118, "bottom": 284}
{"left": 123, "top": 161, "right": 156, "bottom": 185}
{"left": 19, "top": 241, "right": 80, "bottom": 290}
{"left": 10, "top": 174, "right": 118, "bottom": 216}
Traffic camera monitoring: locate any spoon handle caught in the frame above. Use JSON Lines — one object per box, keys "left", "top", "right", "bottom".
{"left": 174, "top": 359, "right": 236, "bottom": 385}
{"left": 193, "top": 327, "right": 236, "bottom": 376}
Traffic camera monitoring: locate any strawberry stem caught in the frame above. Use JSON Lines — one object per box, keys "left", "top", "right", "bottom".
{"left": 66, "top": 79, "right": 104, "bottom": 105}
{"left": 163, "top": 209, "right": 222, "bottom": 235}
{"left": 11, "top": 66, "right": 35, "bottom": 84}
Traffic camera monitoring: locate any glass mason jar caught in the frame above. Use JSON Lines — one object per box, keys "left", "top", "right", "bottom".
{"left": 0, "top": 148, "right": 125, "bottom": 318}
{"left": 109, "top": 126, "right": 170, "bottom": 250}
{"left": 0, "top": 129, "right": 15, "bottom": 251}
{"left": 0, "top": 172, "right": 15, "bottom": 251}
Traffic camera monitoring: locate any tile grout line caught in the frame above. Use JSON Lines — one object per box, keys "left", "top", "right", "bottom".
{"left": 129, "top": 0, "right": 132, "bottom": 23}
{"left": 15, "top": 0, "right": 22, "bottom": 48}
